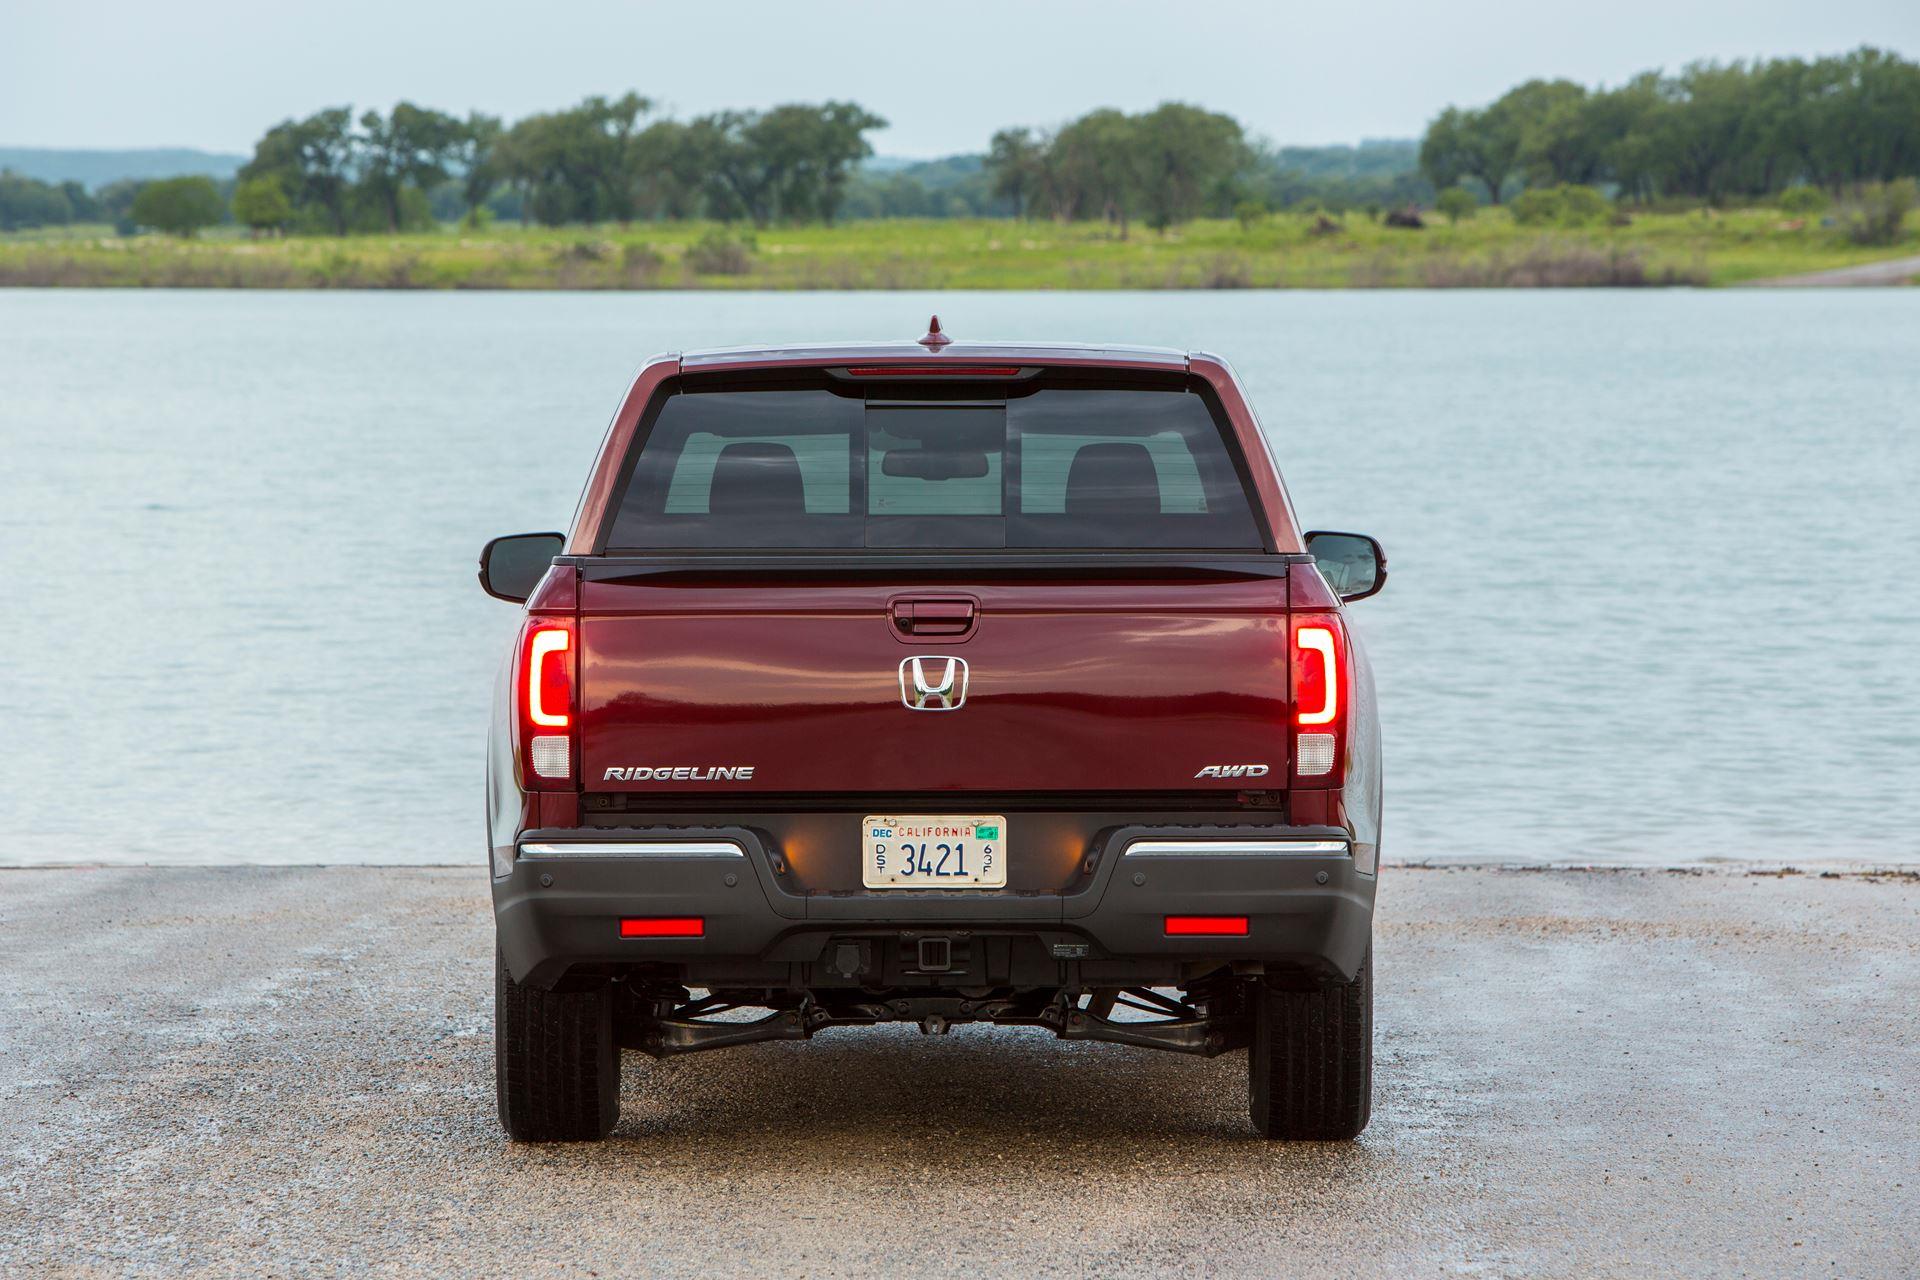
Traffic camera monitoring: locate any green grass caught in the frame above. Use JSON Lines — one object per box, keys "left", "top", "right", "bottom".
{"left": 2, "top": 208, "right": 1913, "bottom": 289}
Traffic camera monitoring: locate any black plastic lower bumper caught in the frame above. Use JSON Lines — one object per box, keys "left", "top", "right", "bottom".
{"left": 493, "top": 823, "right": 1374, "bottom": 990}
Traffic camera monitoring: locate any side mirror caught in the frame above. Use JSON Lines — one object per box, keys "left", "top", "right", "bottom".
{"left": 1304, "top": 530, "right": 1387, "bottom": 602}
{"left": 479, "top": 532, "right": 565, "bottom": 603}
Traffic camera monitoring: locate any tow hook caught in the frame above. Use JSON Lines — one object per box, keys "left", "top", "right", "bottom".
{"left": 918, "top": 1014, "right": 952, "bottom": 1036}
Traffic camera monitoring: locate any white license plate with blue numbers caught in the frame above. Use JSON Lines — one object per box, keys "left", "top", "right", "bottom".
{"left": 862, "top": 815, "right": 1007, "bottom": 889}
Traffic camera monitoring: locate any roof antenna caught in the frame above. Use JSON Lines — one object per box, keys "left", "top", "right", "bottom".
{"left": 917, "top": 315, "right": 952, "bottom": 349}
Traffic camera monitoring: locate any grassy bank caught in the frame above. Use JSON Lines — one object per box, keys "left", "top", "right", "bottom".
{"left": 2, "top": 208, "right": 1914, "bottom": 289}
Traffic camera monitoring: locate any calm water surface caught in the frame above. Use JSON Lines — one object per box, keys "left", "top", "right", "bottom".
{"left": 2, "top": 289, "right": 1916, "bottom": 866}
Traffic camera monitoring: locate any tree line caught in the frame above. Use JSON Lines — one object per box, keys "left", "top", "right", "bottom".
{"left": 0, "top": 172, "right": 164, "bottom": 234}
{"left": 984, "top": 104, "right": 1250, "bottom": 234}
{"left": 1420, "top": 47, "right": 1920, "bottom": 204}
{"left": 226, "top": 96, "right": 886, "bottom": 234}
{"left": 5, "top": 47, "right": 1917, "bottom": 238}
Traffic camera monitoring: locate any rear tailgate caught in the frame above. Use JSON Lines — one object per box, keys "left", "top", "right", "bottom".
{"left": 578, "top": 565, "right": 1291, "bottom": 796}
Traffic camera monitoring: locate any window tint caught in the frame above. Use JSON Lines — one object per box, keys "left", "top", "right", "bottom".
{"left": 868, "top": 407, "right": 1003, "bottom": 516}
{"left": 665, "top": 433, "right": 850, "bottom": 514}
{"left": 605, "top": 382, "right": 1263, "bottom": 551}
{"left": 608, "top": 389, "right": 863, "bottom": 549}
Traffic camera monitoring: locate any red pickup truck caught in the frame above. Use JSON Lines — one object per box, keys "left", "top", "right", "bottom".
{"left": 480, "top": 321, "right": 1386, "bottom": 1142}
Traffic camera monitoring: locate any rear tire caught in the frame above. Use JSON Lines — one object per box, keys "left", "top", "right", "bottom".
{"left": 495, "top": 947, "right": 619, "bottom": 1142}
{"left": 1247, "top": 946, "right": 1372, "bottom": 1140}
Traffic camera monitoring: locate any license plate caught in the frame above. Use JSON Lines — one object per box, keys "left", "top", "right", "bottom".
{"left": 862, "top": 815, "right": 1006, "bottom": 889}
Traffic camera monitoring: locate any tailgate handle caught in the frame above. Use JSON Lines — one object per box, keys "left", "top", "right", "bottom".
{"left": 891, "top": 598, "right": 977, "bottom": 637}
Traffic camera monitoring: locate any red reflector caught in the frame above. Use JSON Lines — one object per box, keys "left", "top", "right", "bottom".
{"left": 842, "top": 365, "right": 1022, "bottom": 378}
{"left": 619, "top": 917, "right": 704, "bottom": 938}
{"left": 1164, "top": 915, "right": 1249, "bottom": 937}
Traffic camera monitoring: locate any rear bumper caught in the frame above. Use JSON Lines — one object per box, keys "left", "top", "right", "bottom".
{"left": 493, "top": 824, "right": 1374, "bottom": 989}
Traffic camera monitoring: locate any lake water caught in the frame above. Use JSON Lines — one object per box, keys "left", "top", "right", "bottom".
{"left": 2, "top": 289, "right": 1916, "bottom": 867}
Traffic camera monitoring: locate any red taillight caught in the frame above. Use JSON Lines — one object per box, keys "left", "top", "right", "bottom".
{"left": 527, "top": 627, "right": 571, "bottom": 729}
{"left": 1290, "top": 612, "right": 1346, "bottom": 783}
{"left": 620, "top": 917, "right": 704, "bottom": 938}
{"left": 842, "top": 365, "right": 1022, "bottom": 378}
{"left": 1164, "top": 915, "right": 1249, "bottom": 937}
{"left": 1294, "top": 624, "right": 1338, "bottom": 726}
{"left": 519, "top": 617, "right": 574, "bottom": 786}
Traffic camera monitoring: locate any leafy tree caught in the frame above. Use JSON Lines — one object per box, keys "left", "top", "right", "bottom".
{"left": 689, "top": 102, "right": 885, "bottom": 225}
{"left": 1511, "top": 80, "right": 1599, "bottom": 186}
{"left": 453, "top": 112, "right": 503, "bottom": 224}
{"left": 986, "top": 128, "right": 1045, "bottom": 218}
{"left": 0, "top": 171, "right": 74, "bottom": 230}
{"left": 1648, "top": 61, "right": 1753, "bottom": 203}
{"left": 94, "top": 179, "right": 145, "bottom": 235}
{"left": 60, "top": 180, "right": 100, "bottom": 222}
{"left": 498, "top": 93, "right": 652, "bottom": 226}
{"left": 1050, "top": 109, "right": 1145, "bottom": 234}
{"left": 232, "top": 176, "right": 293, "bottom": 235}
{"left": 627, "top": 119, "right": 705, "bottom": 219}
{"left": 240, "top": 107, "right": 356, "bottom": 233}
{"left": 1133, "top": 103, "right": 1247, "bottom": 231}
{"left": 130, "top": 176, "right": 224, "bottom": 236}
{"left": 358, "top": 102, "right": 464, "bottom": 231}
{"left": 1423, "top": 49, "right": 1920, "bottom": 206}
{"left": 1420, "top": 104, "right": 1522, "bottom": 204}
{"left": 1581, "top": 74, "right": 1665, "bottom": 203}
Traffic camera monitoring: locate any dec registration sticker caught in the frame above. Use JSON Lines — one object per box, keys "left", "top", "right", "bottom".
{"left": 862, "top": 815, "right": 1007, "bottom": 889}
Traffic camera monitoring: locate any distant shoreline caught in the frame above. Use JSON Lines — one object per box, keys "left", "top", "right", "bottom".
{"left": 5, "top": 212, "right": 1916, "bottom": 290}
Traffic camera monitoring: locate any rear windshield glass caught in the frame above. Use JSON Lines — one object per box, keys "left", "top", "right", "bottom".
{"left": 604, "top": 382, "right": 1264, "bottom": 551}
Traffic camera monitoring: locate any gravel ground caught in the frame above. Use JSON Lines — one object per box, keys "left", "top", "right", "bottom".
{"left": 1744, "top": 252, "right": 1920, "bottom": 286}
{"left": 1, "top": 865, "right": 1916, "bottom": 1278}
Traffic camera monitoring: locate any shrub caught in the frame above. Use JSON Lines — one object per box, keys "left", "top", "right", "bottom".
{"left": 1556, "top": 184, "right": 1613, "bottom": 226}
{"left": 685, "top": 228, "right": 757, "bottom": 275}
{"left": 129, "top": 177, "right": 224, "bottom": 237}
{"left": 1421, "top": 241, "right": 1706, "bottom": 287}
{"left": 1436, "top": 187, "right": 1478, "bottom": 224}
{"left": 232, "top": 177, "right": 292, "bottom": 236}
{"left": 622, "top": 242, "right": 664, "bottom": 285}
{"left": 1841, "top": 180, "right": 1916, "bottom": 246}
{"left": 1233, "top": 200, "right": 1266, "bottom": 231}
{"left": 1778, "top": 186, "right": 1829, "bottom": 216}
{"left": 555, "top": 238, "right": 613, "bottom": 263}
{"left": 1203, "top": 253, "right": 1253, "bottom": 287}
{"left": 1510, "top": 184, "right": 1614, "bottom": 228}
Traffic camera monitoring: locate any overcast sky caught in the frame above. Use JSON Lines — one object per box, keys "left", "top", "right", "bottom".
{"left": 5, "top": 0, "right": 1917, "bottom": 156}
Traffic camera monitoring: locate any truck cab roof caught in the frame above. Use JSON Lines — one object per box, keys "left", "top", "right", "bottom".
{"left": 677, "top": 339, "right": 1193, "bottom": 372}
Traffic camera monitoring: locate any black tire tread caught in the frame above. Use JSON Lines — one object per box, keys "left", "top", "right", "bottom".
{"left": 1248, "top": 947, "right": 1372, "bottom": 1140}
{"left": 495, "top": 948, "right": 618, "bottom": 1142}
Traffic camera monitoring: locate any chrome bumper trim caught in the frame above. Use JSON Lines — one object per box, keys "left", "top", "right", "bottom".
{"left": 518, "top": 840, "right": 747, "bottom": 859}
{"left": 1122, "top": 838, "right": 1351, "bottom": 858}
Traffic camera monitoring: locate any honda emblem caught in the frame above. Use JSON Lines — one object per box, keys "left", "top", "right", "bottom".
{"left": 899, "top": 656, "right": 968, "bottom": 711}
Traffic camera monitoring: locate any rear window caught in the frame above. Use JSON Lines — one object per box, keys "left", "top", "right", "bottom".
{"left": 604, "top": 381, "right": 1264, "bottom": 551}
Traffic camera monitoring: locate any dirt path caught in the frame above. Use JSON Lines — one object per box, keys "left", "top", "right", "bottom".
{"left": 1743, "top": 254, "right": 1920, "bottom": 286}
{"left": 2, "top": 865, "right": 1916, "bottom": 1277}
